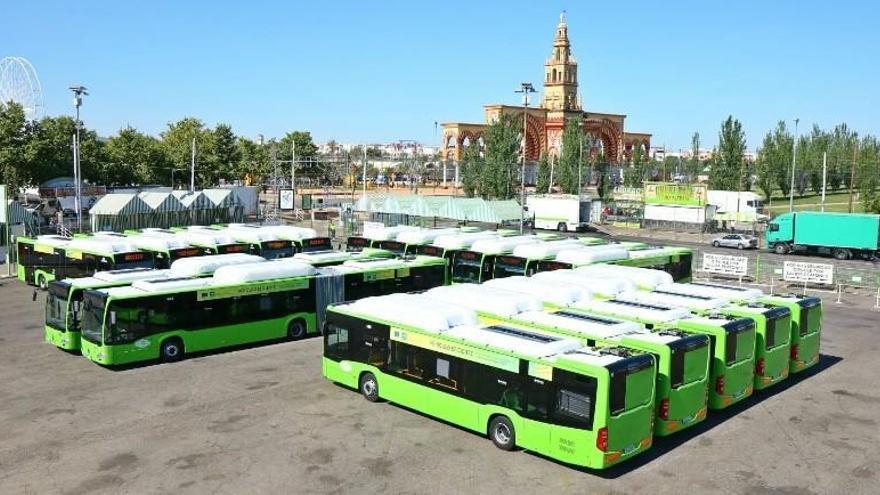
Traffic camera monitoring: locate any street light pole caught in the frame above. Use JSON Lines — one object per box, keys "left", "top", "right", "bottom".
{"left": 788, "top": 118, "right": 799, "bottom": 213}
{"left": 515, "top": 82, "right": 536, "bottom": 233}
{"left": 69, "top": 85, "right": 88, "bottom": 232}
{"left": 290, "top": 140, "right": 296, "bottom": 210}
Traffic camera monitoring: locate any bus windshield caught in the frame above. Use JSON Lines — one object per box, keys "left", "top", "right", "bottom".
{"left": 765, "top": 308, "right": 790, "bottom": 349}
{"left": 81, "top": 291, "right": 108, "bottom": 344}
{"left": 169, "top": 247, "right": 203, "bottom": 263}
{"left": 45, "top": 283, "right": 69, "bottom": 330}
{"left": 669, "top": 335, "right": 709, "bottom": 388}
{"left": 260, "top": 241, "right": 294, "bottom": 260}
{"left": 375, "top": 241, "right": 406, "bottom": 256}
{"left": 607, "top": 355, "right": 654, "bottom": 416}
{"left": 492, "top": 256, "right": 527, "bottom": 279}
{"left": 452, "top": 251, "right": 483, "bottom": 283}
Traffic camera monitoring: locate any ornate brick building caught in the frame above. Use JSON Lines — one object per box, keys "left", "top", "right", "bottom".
{"left": 440, "top": 12, "right": 651, "bottom": 165}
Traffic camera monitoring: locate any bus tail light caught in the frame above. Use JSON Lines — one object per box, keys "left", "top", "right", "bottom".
{"left": 790, "top": 344, "right": 799, "bottom": 360}
{"left": 658, "top": 398, "right": 670, "bottom": 420}
{"left": 596, "top": 427, "right": 608, "bottom": 452}
{"left": 755, "top": 357, "right": 765, "bottom": 376}
{"left": 715, "top": 375, "right": 725, "bottom": 395}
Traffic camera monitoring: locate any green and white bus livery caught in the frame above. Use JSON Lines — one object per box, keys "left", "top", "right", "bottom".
{"left": 487, "top": 239, "right": 584, "bottom": 279}
{"left": 450, "top": 236, "right": 543, "bottom": 283}
{"left": 758, "top": 293, "right": 822, "bottom": 373}
{"left": 322, "top": 293, "right": 657, "bottom": 469}
{"left": 426, "top": 283, "right": 711, "bottom": 437}
{"left": 717, "top": 304, "right": 791, "bottom": 390}
{"left": 531, "top": 245, "right": 631, "bottom": 274}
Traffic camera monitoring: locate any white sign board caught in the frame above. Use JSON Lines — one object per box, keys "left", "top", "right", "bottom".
{"left": 783, "top": 261, "right": 834, "bottom": 284}
{"left": 701, "top": 253, "right": 748, "bottom": 276}
{"left": 0, "top": 185, "right": 6, "bottom": 223}
{"left": 279, "top": 189, "right": 294, "bottom": 210}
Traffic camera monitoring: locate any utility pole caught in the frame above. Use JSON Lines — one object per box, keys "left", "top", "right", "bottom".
{"left": 190, "top": 137, "right": 196, "bottom": 193}
{"left": 69, "top": 85, "right": 87, "bottom": 232}
{"left": 848, "top": 140, "right": 859, "bottom": 213}
{"left": 788, "top": 118, "right": 799, "bottom": 213}
{"left": 362, "top": 146, "right": 367, "bottom": 197}
{"left": 290, "top": 140, "right": 296, "bottom": 211}
{"left": 515, "top": 82, "right": 536, "bottom": 233}
{"left": 821, "top": 152, "right": 827, "bottom": 212}
{"left": 578, "top": 129, "right": 583, "bottom": 196}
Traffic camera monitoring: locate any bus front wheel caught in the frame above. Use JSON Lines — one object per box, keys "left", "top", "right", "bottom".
{"left": 489, "top": 416, "right": 516, "bottom": 451}
{"left": 359, "top": 372, "right": 380, "bottom": 402}
{"left": 287, "top": 319, "right": 307, "bottom": 340}
{"left": 160, "top": 338, "right": 185, "bottom": 363}
{"left": 773, "top": 243, "right": 788, "bottom": 255}
{"left": 557, "top": 222, "right": 568, "bottom": 232}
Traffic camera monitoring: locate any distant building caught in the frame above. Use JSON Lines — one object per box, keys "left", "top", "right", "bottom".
{"left": 440, "top": 12, "right": 651, "bottom": 164}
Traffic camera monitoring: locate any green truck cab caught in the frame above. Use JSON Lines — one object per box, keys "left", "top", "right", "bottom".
{"left": 766, "top": 211, "right": 880, "bottom": 260}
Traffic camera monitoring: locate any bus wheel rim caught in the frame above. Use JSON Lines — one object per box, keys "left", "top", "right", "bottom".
{"left": 363, "top": 379, "right": 376, "bottom": 396}
{"left": 166, "top": 345, "right": 179, "bottom": 356}
{"left": 495, "top": 424, "right": 510, "bottom": 443}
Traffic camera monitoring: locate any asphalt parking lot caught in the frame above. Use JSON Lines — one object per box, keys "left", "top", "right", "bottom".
{"left": 0, "top": 278, "right": 878, "bottom": 495}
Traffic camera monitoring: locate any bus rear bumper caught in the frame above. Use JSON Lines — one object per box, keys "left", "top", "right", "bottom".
{"left": 710, "top": 385, "right": 754, "bottom": 410}
{"left": 601, "top": 436, "right": 652, "bottom": 468}
{"left": 656, "top": 406, "right": 707, "bottom": 436}
{"left": 790, "top": 353, "right": 819, "bottom": 373}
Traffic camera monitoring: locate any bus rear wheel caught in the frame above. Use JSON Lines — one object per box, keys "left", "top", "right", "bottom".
{"left": 287, "top": 319, "right": 307, "bottom": 340}
{"left": 489, "top": 416, "right": 516, "bottom": 451}
{"left": 160, "top": 338, "right": 184, "bottom": 363}
{"left": 773, "top": 243, "right": 788, "bottom": 255}
{"left": 359, "top": 372, "right": 380, "bottom": 402}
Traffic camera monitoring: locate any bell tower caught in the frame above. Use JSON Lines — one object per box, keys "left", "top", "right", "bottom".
{"left": 542, "top": 11, "right": 580, "bottom": 112}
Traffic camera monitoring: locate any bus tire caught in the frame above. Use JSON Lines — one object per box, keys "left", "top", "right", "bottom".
{"left": 159, "top": 338, "right": 185, "bottom": 363}
{"left": 37, "top": 274, "right": 47, "bottom": 290}
{"left": 489, "top": 416, "right": 516, "bottom": 451}
{"left": 359, "top": 372, "right": 380, "bottom": 402}
{"left": 833, "top": 248, "right": 850, "bottom": 260}
{"left": 287, "top": 319, "right": 307, "bottom": 340}
{"left": 773, "top": 243, "right": 788, "bottom": 255}
{"left": 557, "top": 222, "right": 568, "bottom": 232}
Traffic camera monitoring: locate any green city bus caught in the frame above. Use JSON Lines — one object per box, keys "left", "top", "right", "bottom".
{"left": 322, "top": 292, "right": 657, "bottom": 469}
{"left": 224, "top": 224, "right": 333, "bottom": 253}
{"left": 532, "top": 244, "right": 694, "bottom": 283}
{"left": 345, "top": 225, "right": 419, "bottom": 253}
{"left": 124, "top": 234, "right": 205, "bottom": 269}
{"left": 176, "top": 229, "right": 251, "bottom": 255}
{"left": 427, "top": 282, "right": 711, "bottom": 437}
{"left": 450, "top": 236, "right": 546, "bottom": 283}
{"left": 16, "top": 235, "right": 155, "bottom": 288}
{"left": 532, "top": 245, "right": 631, "bottom": 274}
{"left": 373, "top": 227, "right": 462, "bottom": 256}
{"left": 45, "top": 254, "right": 263, "bottom": 351}
{"left": 79, "top": 255, "right": 449, "bottom": 366}
{"left": 291, "top": 248, "right": 393, "bottom": 267}
{"left": 567, "top": 296, "right": 756, "bottom": 410}
{"left": 485, "top": 239, "right": 584, "bottom": 279}
{"left": 758, "top": 293, "right": 822, "bottom": 373}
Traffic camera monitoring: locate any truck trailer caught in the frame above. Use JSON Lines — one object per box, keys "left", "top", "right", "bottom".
{"left": 765, "top": 211, "right": 880, "bottom": 260}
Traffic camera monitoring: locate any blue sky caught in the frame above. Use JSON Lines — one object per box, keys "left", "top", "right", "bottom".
{"left": 4, "top": 1, "right": 878, "bottom": 150}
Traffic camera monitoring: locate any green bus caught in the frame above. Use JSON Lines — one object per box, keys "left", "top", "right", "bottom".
{"left": 290, "top": 248, "right": 393, "bottom": 267}
{"left": 533, "top": 244, "right": 694, "bottom": 283}
{"left": 373, "top": 228, "right": 462, "bottom": 256}
{"left": 450, "top": 236, "right": 549, "bottom": 283}
{"left": 45, "top": 254, "right": 263, "bottom": 351}
{"left": 79, "top": 255, "right": 449, "bottom": 366}
{"left": 568, "top": 297, "right": 756, "bottom": 410}
{"left": 427, "top": 282, "right": 711, "bottom": 437}
{"left": 527, "top": 244, "right": 631, "bottom": 276}
{"left": 16, "top": 235, "right": 155, "bottom": 288}
{"left": 483, "top": 239, "right": 585, "bottom": 279}
{"left": 224, "top": 224, "right": 333, "bottom": 253}
{"left": 322, "top": 292, "right": 657, "bottom": 469}
{"left": 531, "top": 269, "right": 638, "bottom": 300}
{"left": 118, "top": 233, "right": 205, "bottom": 269}
{"left": 758, "top": 293, "right": 822, "bottom": 373}
{"left": 345, "top": 225, "right": 420, "bottom": 253}
{"left": 176, "top": 229, "right": 251, "bottom": 255}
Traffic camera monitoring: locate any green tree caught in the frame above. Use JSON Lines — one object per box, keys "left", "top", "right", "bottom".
{"left": 710, "top": 116, "right": 746, "bottom": 190}
{"left": 160, "top": 117, "right": 214, "bottom": 188}
{"left": 481, "top": 114, "right": 521, "bottom": 199}
{"left": 557, "top": 118, "right": 581, "bottom": 194}
{"left": 460, "top": 141, "right": 482, "bottom": 197}
{"left": 595, "top": 160, "right": 611, "bottom": 200}
{"left": 536, "top": 153, "right": 551, "bottom": 193}
{"left": 828, "top": 123, "right": 857, "bottom": 191}
{"left": 687, "top": 132, "right": 702, "bottom": 180}
{"left": 235, "top": 137, "right": 270, "bottom": 184}
{"left": 624, "top": 143, "right": 647, "bottom": 188}
{"left": 103, "top": 126, "right": 168, "bottom": 185}
{"left": 278, "top": 130, "right": 319, "bottom": 171}
{"left": 755, "top": 132, "right": 775, "bottom": 201}
{"left": 0, "top": 101, "right": 31, "bottom": 191}
{"left": 857, "top": 136, "right": 880, "bottom": 213}
{"left": 210, "top": 124, "right": 241, "bottom": 183}
{"left": 26, "top": 115, "right": 105, "bottom": 185}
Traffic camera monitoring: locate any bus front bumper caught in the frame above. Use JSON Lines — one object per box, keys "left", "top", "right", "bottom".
{"left": 45, "top": 325, "right": 80, "bottom": 351}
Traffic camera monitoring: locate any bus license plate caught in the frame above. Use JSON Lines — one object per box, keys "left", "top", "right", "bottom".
{"left": 733, "top": 389, "right": 744, "bottom": 399}
{"left": 622, "top": 443, "right": 638, "bottom": 455}
{"left": 682, "top": 415, "right": 694, "bottom": 425}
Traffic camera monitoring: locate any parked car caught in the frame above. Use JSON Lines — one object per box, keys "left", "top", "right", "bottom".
{"left": 711, "top": 233, "right": 758, "bottom": 250}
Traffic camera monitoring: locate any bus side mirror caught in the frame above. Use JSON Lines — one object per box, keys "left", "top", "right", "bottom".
{"left": 110, "top": 311, "right": 117, "bottom": 325}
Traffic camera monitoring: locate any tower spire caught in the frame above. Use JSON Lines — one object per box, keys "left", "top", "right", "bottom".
{"left": 542, "top": 12, "right": 579, "bottom": 111}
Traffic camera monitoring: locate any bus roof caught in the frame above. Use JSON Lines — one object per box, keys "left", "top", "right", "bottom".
{"left": 218, "top": 227, "right": 280, "bottom": 243}
{"left": 483, "top": 276, "right": 589, "bottom": 306}
{"left": 518, "top": 310, "right": 643, "bottom": 340}
{"left": 227, "top": 224, "right": 317, "bottom": 241}
{"left": 468, "top": 235, "right": 540, "bottom": 255}
{"left": 626, "top": 247, "right": 679, "bottom": 259}
{"left": 212, "top": 260, "right": 317, "bottom": 285}
{"left": 130, "top": 277, "right": 211, "bottom": 293}
{"left": 511, "top": 239, "right": 582, "bottom": 260}
{"left": 431, "top": 231, "right": 498, "bottom": 250}
{"left": 628, "top": 290, "right": 728, "bottom": 311}
{"left": 293, "top": 250, "right": 353, "bottom": 264}
{"left": 424, "top": 284, "right": 544, "bottom": 317}
{"left": 93, "top": 268, "right": 171, "bottom": 284}
{"left": 168, "top": 253, "right": 264, "bottom": 278}
{"left": 65, "top": 238, "right": 140, "bottom": 255}
{"left": 395, "top": 228, "right": 459, "bottom": 245}
{"left": 655, "top": 282, "right": 763, "bottom": 302}
{"left": 532, "top": 270, "right": 635, "bottom": 299}
{"left": 575, "top": 264, "right": 673, "bottom": 290}
{"left": 127, "top": 234, "right": 192, "bottom": 252}
{"left": 553, "top": 246, "right": 629, "bottom": 265}
{"left": 34, "top": 235, "right": 73, "bottom": 247}
{"left": 362, "top": 225, "right": 418, "bottom": 241}
{"left": 342, "top": 293, "right": 478, "bottom": 332}
{"left": 180, "top": 232, "right": 238, "bottom": 247}
{"left": 576, "top": 298, "right": 692, "bottom": 323}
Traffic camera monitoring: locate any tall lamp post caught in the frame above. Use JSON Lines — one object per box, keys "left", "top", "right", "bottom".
{"left": 69, "top": 85, "right": 88, "bottom": 232}
{"left": 788, "top": 118, "right": 799, "bottom": 213}
{"left": 515, "top": 82, "right": 536, "bottom": 233}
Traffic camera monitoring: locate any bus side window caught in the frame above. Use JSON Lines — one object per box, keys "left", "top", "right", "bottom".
{"left": 325, "top": 324, "right": 349, "bottom": 359}
{"left": 526, "top": 377, "right": 550, "bottom": 419}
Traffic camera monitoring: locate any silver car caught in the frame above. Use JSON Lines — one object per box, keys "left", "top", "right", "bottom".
{"left": 711, "top": 233, "right": 758, "bottom": 250}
